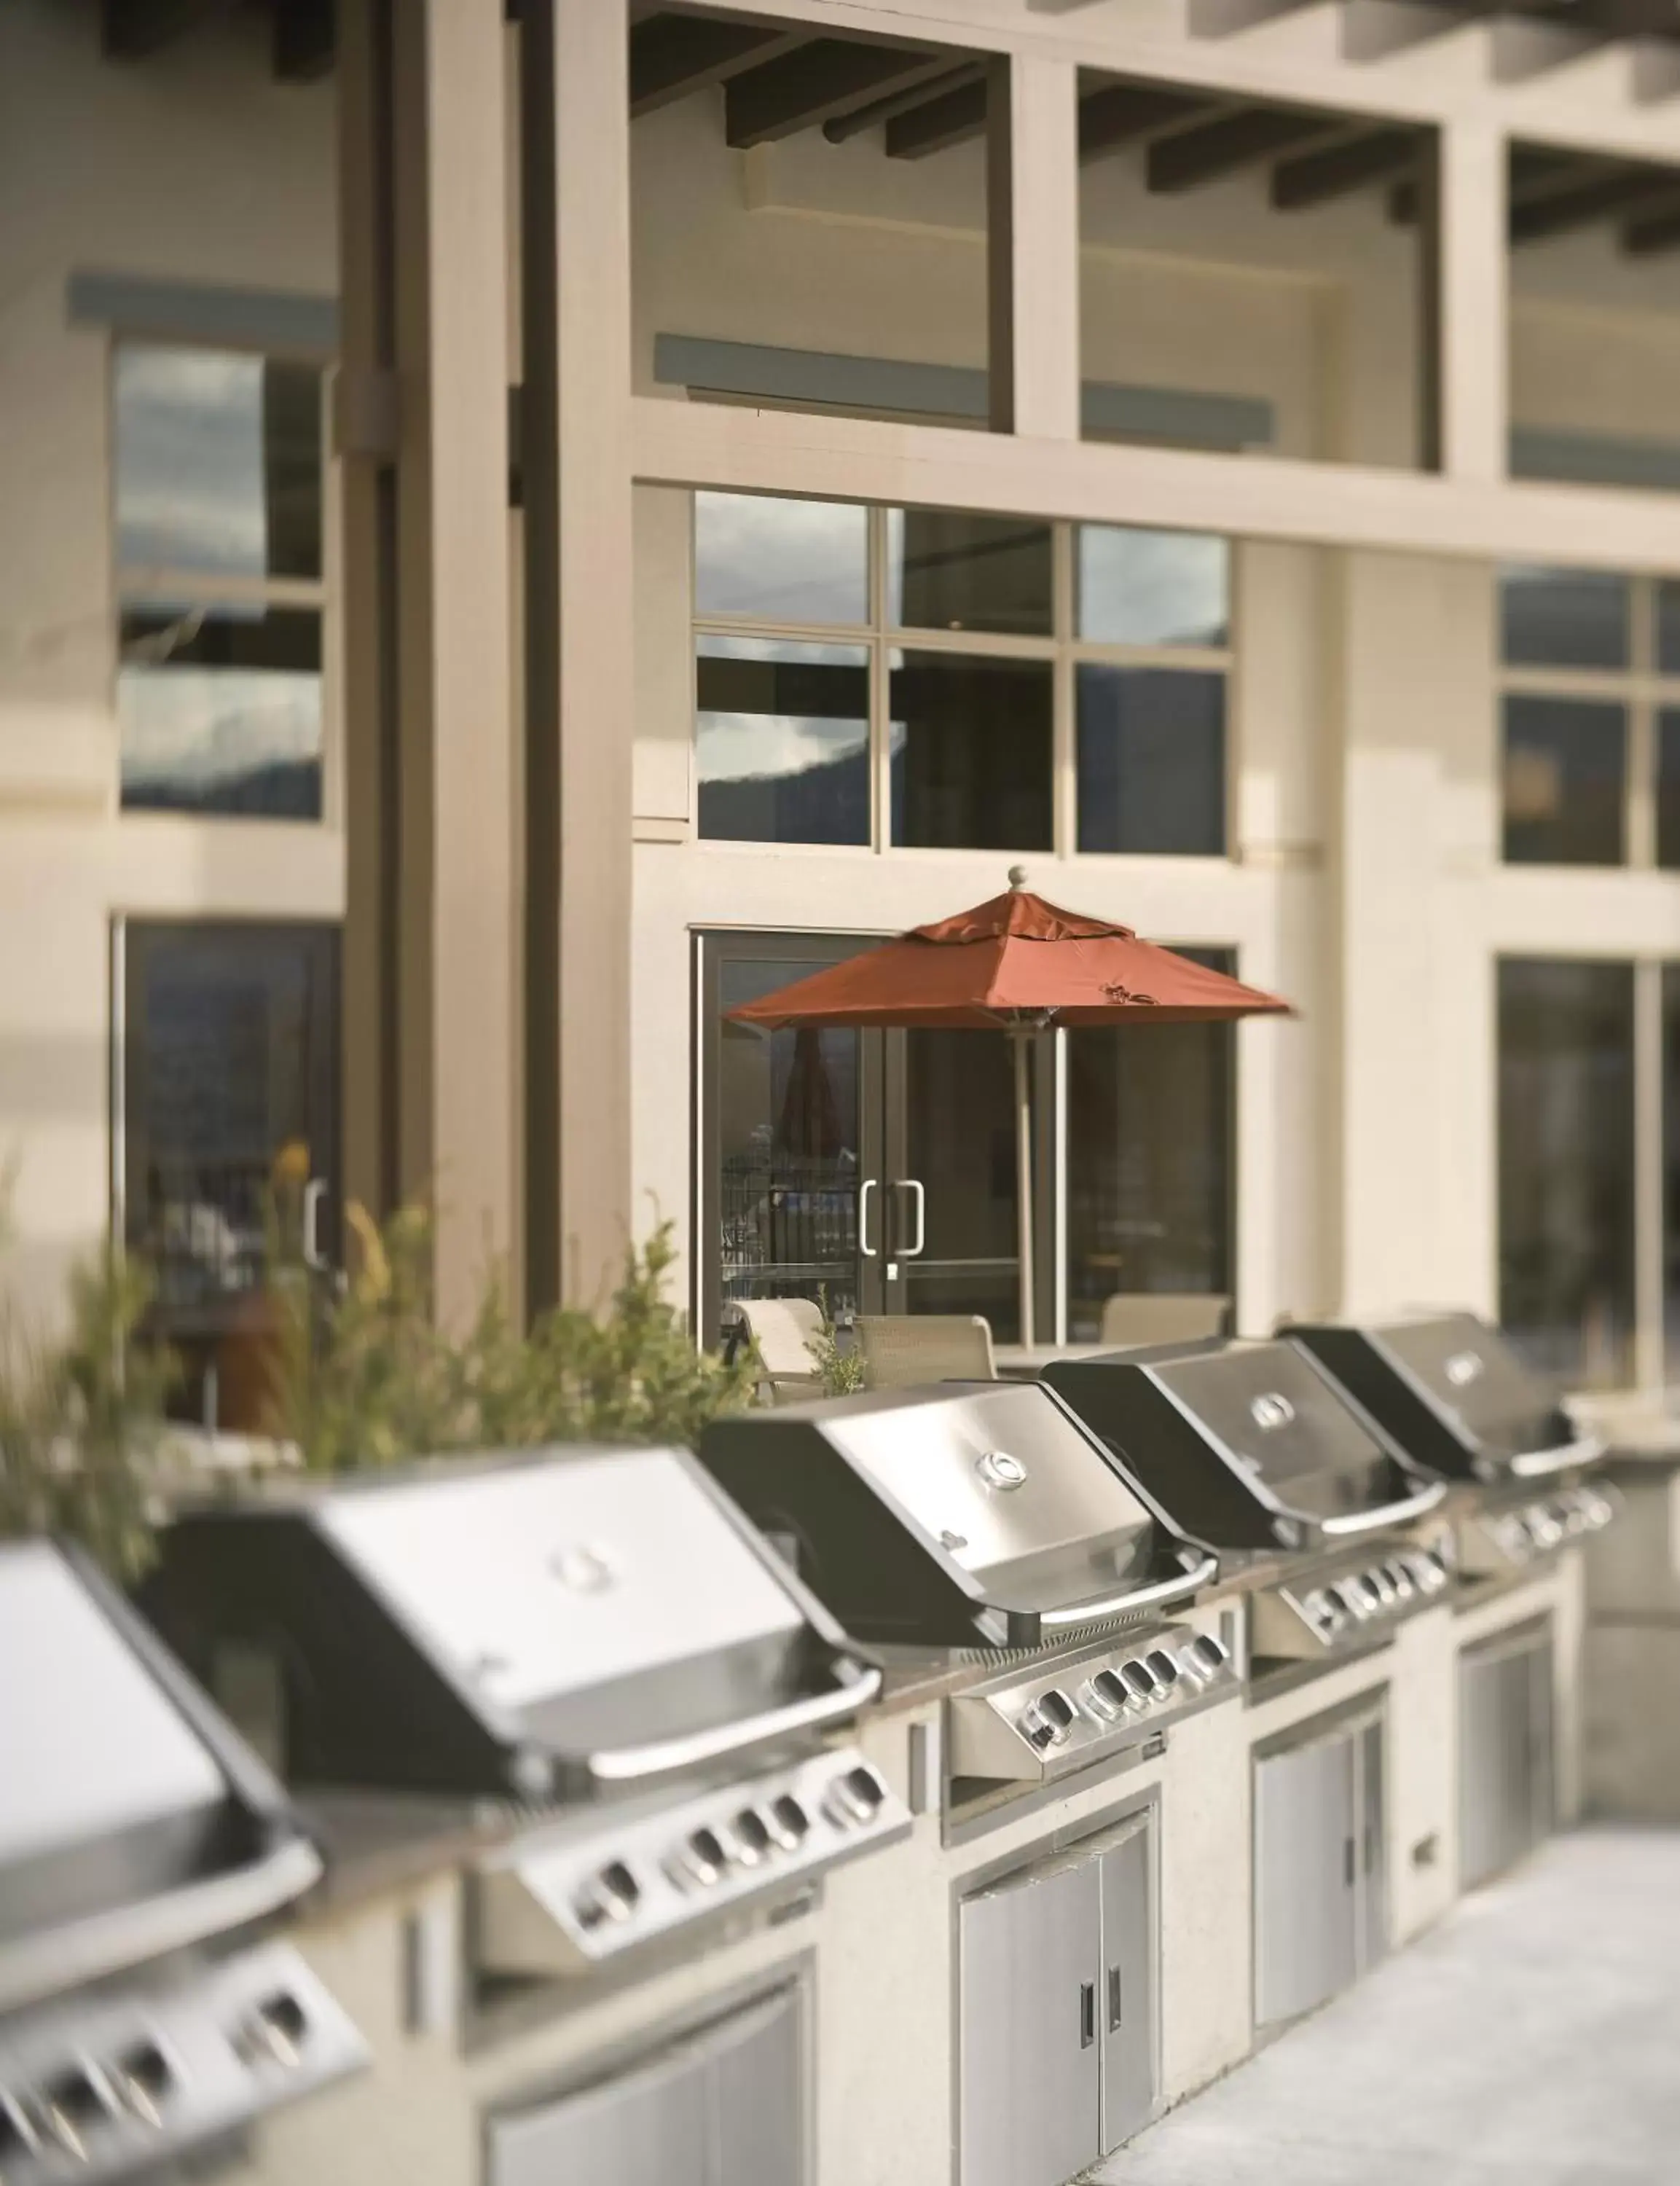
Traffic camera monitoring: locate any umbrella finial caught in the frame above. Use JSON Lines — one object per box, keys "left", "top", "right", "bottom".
{"left": 1007, "top": 864, "right": 1028, "bottom": 891}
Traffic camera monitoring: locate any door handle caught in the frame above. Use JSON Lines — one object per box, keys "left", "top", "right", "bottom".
{"left": 859, "top": 1178, "right": 878, "bottom": 1259}
{"left": 893, "top": 1178, "right": 926, "bottom": 1258}
{"left": 1107, "top": 1964, "right": 1123, "bottom": 2032}
{"left": 1365, "top": 1822, "right": 1377, "bottom": 1876}
{"left": 1344, "top": 1836, "right": 1357, "bottom": 1889}
{"left": 1079, "top": 1981, "right": 1096, "bottom": 2050}
{"left": 302, "top": 1178, "right": 328, "bottom": 1272}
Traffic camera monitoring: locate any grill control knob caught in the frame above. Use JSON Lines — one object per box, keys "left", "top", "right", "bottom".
{"left": 1364, "top": 1567, "right": 1397, "bottom": 1610}
{"left": 1084, "top": 1669, "right": 1128, "bottom": 1720}
{"left": 1143, "top": 1648, "right": 1180, "bottom": 1691}
{"left": 1526, "top": 1508, "right": 1564, "bottom": 1551}
{"left": 731, "top": 1809, "right": 772, "bottom": 1864}
{"left": 43, "top": 2066, "right": 111, "bottom": 2158}
{"left": 114, "top": 2043, "right": 173, "bottom": 2128}
{"left": 1118, "top": 1661, "right": 1157, "bottom": 1707}
{"left": 823, "top": 1766, "right": 887, "bottom": 1829}
{"left": 575, "top": 1859, "right": 640, "bottom": 1930}
{"left": 1188, "top": 1633, "right": 1230, "bottom": 1677}
{"left": 1020, "top": 1688, "right": 1078, "bottom": 1750}
{"left": 246, "top": 1993, "right": 308, "bottom": 2070}
{"left": 1343, "top": 1578, "right": 1380, "bottom": 1619}
{"left": 764, "top": 1794, "right": 811, "bottom": 1851}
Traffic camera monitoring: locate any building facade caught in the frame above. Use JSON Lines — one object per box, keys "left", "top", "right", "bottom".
{"left": 3, "top": 0, "right": 1679, "bottom": 1410}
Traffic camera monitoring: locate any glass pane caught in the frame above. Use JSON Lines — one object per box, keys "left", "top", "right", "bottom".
{"left": 1502, "top": 694, "right": 1625, "bottom": 866}
{"left": 1077, "top": 666, "right": 1225, "bottom": 856}
{"left": 696, "top": 636, "right": 870, "bottom": 845}
{"left": 694, "top": 492, "right": 867, "bottom": 624}
{"left": 119, "top": 606, "right": 323, "bottom": 819}
{"left": 1066, "top": 953, "right": 1234, "bottom": 1343}
{"left": 114, "top": 345, "right": 322, "bottom": 581}
{"left": 1499, "top": 565, "right": 1630, "bottom": 670}
{"left": 1660, "top": 581, "right": 1680, "bottom": 678}
{"left": 901, "top": 1028, "right": 1022, "bottom": 1344}
{"left": 717, "top": 955, "right": 865, "bottom": 1325}
{"left": 889, "top": 651, "right": 1053, "bottom": 851}
{"left": 1660, "top": 710, "right": 1680, "bottom": 871}
{"left": 1498, "top": 957, "right": 1635, "bottom": 1390}
{"left": 886, "top": 509, "right": 1053, "bottom": 636}
{"left": 124, "top": 923, "right": 337, "bottom": 1317}
{"left": 1077, "top": 527, "right": 1228, "bottom": 648}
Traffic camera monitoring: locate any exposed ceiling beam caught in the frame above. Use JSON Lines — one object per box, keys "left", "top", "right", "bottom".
{"left": 272, "top": 0, "right": 334, "bottom": 83}
{"left": 1077, "top": 82, "right": 1213, "bottom": 163}
{"left": 1389, "top": 143, "right": 1574, "bottom": 223}
{"left": 101, "top": 0, "right": 220, "bottom": 59}
{"left": 831, "top": 61, "right": 984, "bottom": 146}
{"left": 884, "top": 75, "right": 990, "bottom": 159}
{"left": 1510, "top": 163, "right": 1680, "bottom": 241}
{"left": 725, "top": 38, "right": 954, "bottom": 147}
{"left": 1190, "top": 0, "right": 1326, "bottom": 33}
{"left": 1271, "top": 125, "right": 1419, "bottom": 208}
{"left": 1147, "top": 104, "right": 1344, "bottom": 193}
{"left": 629, "top": 12, "right": 808, "bottom": 120}
{"left": 1622, "top": 195, "right": 1680, "bottom": 252}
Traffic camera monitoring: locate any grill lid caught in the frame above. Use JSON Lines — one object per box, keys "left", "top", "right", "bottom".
{"left": 1283, "top": 1314, "right": 1604, "bottom": 1482}
{"left": 0, "top": 1540, "right": 320, "bottom": 2020}
{"left": 698, "top": 1382, "right": 1216, "bottom": 1650}
{"left": 1045, "top": 1339, "right": 1446, "bottom": 1551}
{"left": 139, "top": 1448, "right": 876, "bottom": 1803}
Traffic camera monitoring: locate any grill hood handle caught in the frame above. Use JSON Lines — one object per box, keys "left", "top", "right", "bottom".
{"left": 585, "top": 1662, "right": 882, "bottom": 1786}
{"left": 1037, "top": 1551, "right": 1217, "bottom": 1633}
{"left": 1509, "top": 1432, "right": 1606, "bottom": 1479}
{"left": 1318, "top": 1479, "right": 1448, "bottom": 1537}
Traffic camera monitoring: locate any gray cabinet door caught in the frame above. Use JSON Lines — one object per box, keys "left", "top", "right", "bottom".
{"left": 1460, "top": 1634, "right": 1554, "bottom": 1889}
{"left": 1358, "top": 1719, "right": 1387, "bottom": 1972}
{"left": 1099, "top": 1821, "right": 1155, "bottom": 2154}
{"left": 488, "top": 2039, "right": 710, "bottom": 2186}
{"left": 710, "top": 1986, "right": 804, "bottom": 2186}
{"left": 960, "top": 1857, "right": 1102, "bottom": 2186}
{"left": 1254, "top": 1727, "right": 1359, "bottom": 2029}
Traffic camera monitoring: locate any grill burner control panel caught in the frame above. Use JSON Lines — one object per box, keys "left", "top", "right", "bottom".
{"left": 475, "top": 1745, "right": 910, "bottom": 1979}
{"left": 1251, "top": 1544, "right": 1451, "bottom": 1662}
{"left": 0, "top": 1943, "right": 365, "bottom": 2186}
{"left": 948, "top": 1624, "right": 1237, "bottom": 1787}
{"left": 1460, "top": 1481, "right": 1617, "bottom": 1579}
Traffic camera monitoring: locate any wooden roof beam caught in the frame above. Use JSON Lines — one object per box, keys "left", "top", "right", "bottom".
{"left": 1077, "top": 82, "right": 1213, "bottom": 164}
{"left": 882, "top": 74, "right": 989, "bottom": 159}
{"left": 273, "top": 0, "right": 335, "bottom": 83}
{"left": 725, "top": 38, "right": 954, "bottom": 147}
{"left": 1147, "top": 105, "right": 1346, "bottom": 193}
{"left": 101, "top": 0, "right": 220, "bottom": 60}
{"left": 629, "top": 12, "right": 809, "bottom": 120}
{"left": 1511, "top": 162, "right": 1680, "bottom": 241}
{"left": 1622, "top": 194, "right": 1680, "bottom": 252}
{"left": 1271, "top": 125, "right": 1421, "bottom": 208}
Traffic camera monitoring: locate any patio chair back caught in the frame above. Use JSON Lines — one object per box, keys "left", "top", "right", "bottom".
{"left": 1098, "top": 1291, "right": 1230, "bottom": 1349}
{"left": 854, "top": 1313, "right": 997, "bottom": 1390}
{"left": 734, "top": 1296, "right": 826, "bottom": 1399}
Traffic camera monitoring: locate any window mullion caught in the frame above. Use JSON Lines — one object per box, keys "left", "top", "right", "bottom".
{"left": 1636, "top": 955, "right": 1665, "bottom": 1394}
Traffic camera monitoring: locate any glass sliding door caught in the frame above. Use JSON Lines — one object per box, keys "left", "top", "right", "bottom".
{"left": 1497, "top": 957, "right": 1636, "bottom": 1389}
{"left": 1063, "top": 949, "right": 1236, "bottom": 1342}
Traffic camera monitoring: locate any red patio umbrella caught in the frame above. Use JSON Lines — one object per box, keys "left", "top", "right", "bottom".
{"left": 729, "top": 869, "right": 1293, "bottom": 1347}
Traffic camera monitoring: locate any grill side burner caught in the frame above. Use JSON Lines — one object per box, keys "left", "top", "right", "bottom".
{"left": 0, "top": 1542, "right": 365, "bottom": 2186}
{"left": 1282, "top": 1314, "right": 1606, "bottom": 1485}
{"left": 698, "top": 1382, "right": 1217, "bottom": 1651}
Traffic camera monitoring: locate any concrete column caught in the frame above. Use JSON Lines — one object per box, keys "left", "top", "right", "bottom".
{"left": 986, "top": 52, "right": 1081, "bottom": 440}
{"left": 1420, "top": 120, "right": 1507, "bottom": 482}
{"left": 338, "top": 0, "right": 519, "bottom": 1323}
{"left": 520, "top": 0, "right": 636, "bottom": 1309}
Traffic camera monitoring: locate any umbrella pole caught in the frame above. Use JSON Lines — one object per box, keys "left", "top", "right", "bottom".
{"left": 1013, "top": 1025, "right": 1035, "bottom": 1350}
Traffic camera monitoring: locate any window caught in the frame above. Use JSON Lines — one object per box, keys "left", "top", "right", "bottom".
{"left": 114, "top": 344, "right": 327, "bottom": 820}
{"left": 1499, "top": 565, "right": 1680, "bottom": 870}
{"left": 1497, "top": 957, "right": 1635, "bottom": 1389}
{"left": 691, "top": 493, "right": 1231, "bottom": 855}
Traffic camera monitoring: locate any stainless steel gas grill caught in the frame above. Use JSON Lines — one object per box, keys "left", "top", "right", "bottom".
{"left": 1044, "top": 1339, "right": 1453, "bottom": 1669}
{"left": 139, "top": 1447, "right": 909, "bottom": 1981}
{"left": 1282, "top": 1313, "right": 1616, "bottom": 1579}
{"left": 697, "top": 1381, "right": 1218, "bottom": 1655}
{"left": 0, "top": 1539, "right": 364, "bottom": 2186}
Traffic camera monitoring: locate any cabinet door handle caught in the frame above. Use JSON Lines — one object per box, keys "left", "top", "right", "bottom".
{"left": 1080, "top": 1981, "right": 1096, "bottom": 2049}
{"left": 1107, "top": 1964, "right": 1123, "bottom": 2032}
{"left": 1365, "top": 1822, "right": 1377, "bottom": 1876}
{"left": 1344, "top": 1836, "right": 1357, "bottom": 1888}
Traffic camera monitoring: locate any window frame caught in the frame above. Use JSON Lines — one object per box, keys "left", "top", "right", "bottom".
{"left": 689, "top": 498, "right": 1236, "bottom": 860}
{"left": 1498, "top": 571, "right": 1680, "bottom": 873}
{"left": 109, "top": 334, "right": 337, "bottom": 828}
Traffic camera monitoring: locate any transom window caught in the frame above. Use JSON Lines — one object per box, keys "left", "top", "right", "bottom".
{"left": 692, "top": 493, "right": 1231, "bottom": 858}
{"left": 1499, "top": 565, "right": 1680, "bottom": 869}
{"left": 114, "top": 342, "right": 328, "bottom": 822}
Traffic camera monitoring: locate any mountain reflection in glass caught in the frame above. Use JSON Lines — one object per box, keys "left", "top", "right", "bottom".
{"left": 119, "top": 606, "right": 323, "bottom": 819}
{"left": 696, "top": 636, "right": 871, "bottom": 844}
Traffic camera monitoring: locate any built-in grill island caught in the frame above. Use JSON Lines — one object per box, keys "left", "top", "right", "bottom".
{"left": 0, "top": 1539, "right": 365, "bottom": 2186}
{"left": 1282, "top": 1313, "right": 1616, "bottom": 1583}
{"left": 1045, "top": 1338, "right": 1453, "bottom": 1677}
{"left": 699, "top": 1380, "right": 1233, "bottom": 1800}
{"left": 139, "top": 1448, "right": 909, "bottom": 1991}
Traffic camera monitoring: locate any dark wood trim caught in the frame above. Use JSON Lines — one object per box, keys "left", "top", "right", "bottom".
{"left": 1271, "top": 127, "right": 1420, "bottom": 211}
{"left": 1147, "top": 104, "right": 1344, "bottom": 195}
{"left": 725, "top": 36, "right": 954, "bottom": 148}
{"left": 1077, "top": 81, "right": 1211, "bottom": 165}
{"left": 629, "top": 12, "right": 806, "bottom": 119}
